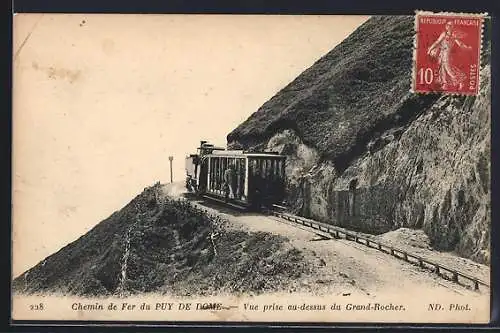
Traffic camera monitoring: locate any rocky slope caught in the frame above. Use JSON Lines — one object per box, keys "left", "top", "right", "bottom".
{"left": 227, "top": 16, "right": 491, "bottom": 264}
{"left": 13, "top": 184, "right": 311, "bottom": 296}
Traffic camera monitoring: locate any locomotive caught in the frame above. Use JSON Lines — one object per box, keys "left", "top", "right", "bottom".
{"left": 185, "top": 141, "right": 286, "bottom": 210}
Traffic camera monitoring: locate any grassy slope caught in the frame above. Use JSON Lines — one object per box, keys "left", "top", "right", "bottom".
{"left": 228, "top": 16, "right": 438, "bottom": 170}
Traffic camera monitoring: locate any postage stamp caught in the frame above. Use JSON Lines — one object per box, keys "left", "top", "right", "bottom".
{"left": 412, "top": 11, "right": 486, "bottom": 95}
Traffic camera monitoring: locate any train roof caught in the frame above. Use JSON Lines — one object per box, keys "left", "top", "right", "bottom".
{"left": 207, "top": 150, "right": 286, "bottom": 158}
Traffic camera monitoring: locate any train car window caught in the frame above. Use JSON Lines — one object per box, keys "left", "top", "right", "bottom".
{"left": 270, "top": 159, "right": 274, "bottom": 180}
{"left": 275, "top": 159, "right": 280, "bottom": 180}
{"left": 234, "top": 158, "right": 239, "bottom": 199}
{"left": 237, "top": 158, "right": 244, "bottom": 200}
{"left": 214, "top": 158, "right": 218, "bottom": 192}
{"left": 207, "top": 158, "right": 211, "bottom": 192}
{"left": 281, "top": 159, "right": 286, "bottom": 180}
{"left": 224, "top": 157, "right": 228, "bottom": 191}
{"left": 214, "top": 158, "right": 218, "bottom": 191}
{"left": 220, "top": 158, "right": 224, "bottom": 192}
{"left": 212, "top": 158, "right": 215, "bottom": 192}
{"left": 249, "top": 159, "right": 255, "bottom": 177}
{"left": 212, "top": 158, "right": 219, "bottom": 191}
{"left": 212, "top": 158, "right": 216, "bottom": 192}
{"left": 206, "top": 158, "right": 210, "bottom": 191}
{"left": 274, "top": 159, "right": 279, "bottom": 179}
{"left": 213, "top": 158, "right": 216, "bottom": 192}
{"left": 277, "top": 159, "right": 282, "bottom": 179}
{"left": 268, "top": 159, "right": 273, "bottom": 179}
{"left": 241, "top": 158, "right": 247, "bottom": 199}
{"left": 218, "top": 158, "right": 223, "bottom": 192}
{"left": 226, "top": 158, "right": 230, "bottom": 193}
{"left": 220, "top": 158, "right": 224, "bottom": 193}
{"left": 209, "top": 158, "right": 212, "bottom": 192}
{"left": 242, "top": 158, "right": 246, "bottom": 198}
{"left": 275, "top": 159, "right": 279, "bottom": 180}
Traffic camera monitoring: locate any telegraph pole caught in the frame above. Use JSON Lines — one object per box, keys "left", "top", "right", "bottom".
{"left": 168, "top": 156, "right": 173, "bottom": 183}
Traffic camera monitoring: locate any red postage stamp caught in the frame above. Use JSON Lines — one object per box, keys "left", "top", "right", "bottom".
{"left": 412, "top": 11, "right": 486, "bottom": 95}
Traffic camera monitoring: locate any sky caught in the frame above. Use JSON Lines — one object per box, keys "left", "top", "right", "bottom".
{"left": 12, "top": 14, "right": 369, "bottom": 276}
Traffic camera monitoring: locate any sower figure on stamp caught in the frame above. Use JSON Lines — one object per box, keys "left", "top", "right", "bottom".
{"left": 427, "top": 21, "right": 472, "bottom": 90}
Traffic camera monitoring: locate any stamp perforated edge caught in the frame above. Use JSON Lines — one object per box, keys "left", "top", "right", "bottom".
{"left": 410, "top": 10, "right": 489, "bottom": 96}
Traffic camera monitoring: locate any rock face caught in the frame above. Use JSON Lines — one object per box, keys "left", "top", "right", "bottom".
{"left": 227, "top": 16, "right": 491, "bottom": 264}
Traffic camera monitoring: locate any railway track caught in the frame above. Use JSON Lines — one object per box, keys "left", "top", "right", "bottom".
{"left": 268, "top": 204, "right": 490, "bottom": 293}
{"left": 180, "top": 192, "right": 489, "bottom": 293}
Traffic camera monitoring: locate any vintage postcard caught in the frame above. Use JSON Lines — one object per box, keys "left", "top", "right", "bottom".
{"left": 12, "top": 13, "right": 491, "bottom": 324}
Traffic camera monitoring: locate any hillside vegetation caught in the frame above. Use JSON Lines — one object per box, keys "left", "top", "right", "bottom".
{"left": 13, "top": 184, "right": 310, "bottom": 296}
{"left": 227, "top": 16, "right": 491, "bottom": 264}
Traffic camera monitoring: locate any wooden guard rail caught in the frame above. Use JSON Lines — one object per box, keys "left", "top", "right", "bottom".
{"left": 270, "top": 205, "right": 489, "bottom": 292}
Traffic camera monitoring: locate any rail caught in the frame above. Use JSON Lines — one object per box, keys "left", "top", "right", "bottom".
{"left": 270, "top": 205, "right": 489, "bottom": 292}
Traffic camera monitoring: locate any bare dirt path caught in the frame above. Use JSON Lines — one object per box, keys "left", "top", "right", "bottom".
{"left": 161, "top": 183, "right": 489, "bottom": 300}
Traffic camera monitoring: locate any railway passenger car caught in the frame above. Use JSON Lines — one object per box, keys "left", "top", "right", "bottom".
{"left": 185, "top": 141, "right": 286, "bottom": 210}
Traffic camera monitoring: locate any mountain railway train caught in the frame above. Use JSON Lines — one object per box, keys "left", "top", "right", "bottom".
{"left": 185, "top": 141, "right": 286, "bottom": 210}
